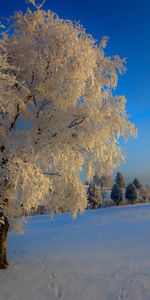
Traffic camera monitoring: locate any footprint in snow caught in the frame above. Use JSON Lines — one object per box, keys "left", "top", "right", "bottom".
{"left": 118, "top": 287, "right": 128, "bottom": 299}
{"left": 48, "top": 282, "right": 62, "bottom": 298}
{"left": 55, "top": 285, "right": 62, "bottom": 298}
{"left": 41, "top": 258, "right": 62, "bottom": 298}
{"left": 49, "top": 272, "right": 56, "bottom": 279}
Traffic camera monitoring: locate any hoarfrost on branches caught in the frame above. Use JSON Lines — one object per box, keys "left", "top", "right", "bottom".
{"left": 0, "top": 2, "right": 136, "bottom": 218}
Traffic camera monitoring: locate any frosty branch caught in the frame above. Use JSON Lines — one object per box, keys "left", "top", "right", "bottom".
{"left": 0, "top": 1, "right": 136, "bottom": 268}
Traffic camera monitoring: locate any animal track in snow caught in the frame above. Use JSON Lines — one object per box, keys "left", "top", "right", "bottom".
{"left": 41, "top": 257, "right": 62, "bottom": 298}
{"left": 55, "top": 285, "right": 62, "bottom": 298}
{"left": 118, "top": 287, "right": 128, "bottom": 299}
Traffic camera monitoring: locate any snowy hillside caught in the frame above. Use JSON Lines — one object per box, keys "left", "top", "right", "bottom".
{"left": 1, "top": 204, "right": 150, "bottom": 300}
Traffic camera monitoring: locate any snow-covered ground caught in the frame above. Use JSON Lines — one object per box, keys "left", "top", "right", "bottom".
{"left": 1, "top": 204, "right": 150, "bottom": 300}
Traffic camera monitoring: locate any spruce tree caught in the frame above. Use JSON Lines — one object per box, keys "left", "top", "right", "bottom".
{"left": 111, "top": 184, "right": 123, "bottom": 205}
{"left": 115, "top": 172, "right": 125, "bottom": 188}
{"left": 125, "top": 183, "right": 138, "bottom": 204}
{"left": 133, "top": 178, "right": 142, "bottom": 189}
{"left": 100, "top": 176, "right": 113, "bottom": 189}
{"left": 87, "top": 183, "right": 102, "bottom": 209}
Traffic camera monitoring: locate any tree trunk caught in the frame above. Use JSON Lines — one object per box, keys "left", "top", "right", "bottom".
{"left": 0, "top": 213, "right": 9, "bottom": 269}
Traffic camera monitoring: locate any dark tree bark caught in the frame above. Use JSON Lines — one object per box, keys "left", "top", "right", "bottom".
{"left": 0, "top": 212, "right": 9, "bottom": 269}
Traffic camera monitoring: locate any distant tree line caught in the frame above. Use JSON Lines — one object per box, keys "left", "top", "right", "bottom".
{"left": 87, "top": 172, "right": 150, "bottom": 209}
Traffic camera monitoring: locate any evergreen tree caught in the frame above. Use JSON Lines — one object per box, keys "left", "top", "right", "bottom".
{"left": 93, "top": 175, "right": 112, "bottom": 189}
{"left": 115, "top": 172, "right": 125, "bottom": 188}
{"left": 125, "top": 183, "right": 138, "bottom": 204}
{"left": 133, "top": 178, "right": 142, "bottom": 189}
{"left": 111, "top": 184, "right": 123, "bottom": 205}
{"left": 139, "top": 186, "right": 150, "bottom": 202}
{"left": 87, "top": 183, "right": 102, "bottom": 209}
{"left": 100, "top": 175, "right": 113, "bottom": 189}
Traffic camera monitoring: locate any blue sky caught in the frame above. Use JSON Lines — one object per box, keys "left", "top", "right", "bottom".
{"left": 1, "top": 0, "right": 150, "bottom": 184}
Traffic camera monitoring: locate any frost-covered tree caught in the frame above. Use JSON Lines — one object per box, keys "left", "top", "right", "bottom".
{"left": 115, "top": 172, "right": 125, "bottom": 188}
{"left": 111, "top": 184, "right": 123, "bottom": 205}
{"left": 133, "top": 178, "right": 142, "bottom": 190}
{"left": 93, "top": 174, "right": 112, "bottom": 189}
{"left": 125, "top": 184, "right": 138, "bottom": 204}
{"left": 87, "top": 183, "right": 102, "bottom": 209}
{"left": 100, "top": 175, "right": 113, "bottom": 189}
{"left": 0, "top": 0, "right": 136, "bottom": 268}
{"left": 139, "top": 185, "right": 150, "bottom": 202}
{"left": 93, "top": 175, "right": 101, "bottom": 186}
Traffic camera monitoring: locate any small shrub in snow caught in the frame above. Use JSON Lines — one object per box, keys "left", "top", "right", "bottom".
{"left": 119, "top": 200, "right": 127, "bottom": 206}
{"left": 104, "top": 200, "right": 114, "bottom": 207}
{"left": 9, "top": 219, "right": 26, "bottom": 234}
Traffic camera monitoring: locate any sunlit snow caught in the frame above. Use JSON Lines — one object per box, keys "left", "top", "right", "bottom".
{"left": 1, "top": 204, "right": 150, "bottom": 300}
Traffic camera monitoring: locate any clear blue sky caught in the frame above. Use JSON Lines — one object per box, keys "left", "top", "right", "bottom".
{"left": 1, "top": 0, "right": 150, "bottom": 184}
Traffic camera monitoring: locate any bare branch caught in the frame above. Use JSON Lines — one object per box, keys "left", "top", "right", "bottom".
{"left": 68, "top": 116, "right": 86, "bottom": 128}
{"left": 9, "top": 103, "right": 20, "bottom": 130}
{"left": 37, "top": 100, "right": 49, "bottom": 118}
{"left": 9, "top": 94, "right": 34, "bottom": 131}
{"left": 27, "top": 0, "right": 45, "bottom": 10}
{"left": 43, "top": 172, "right": 61, "bottom": 177}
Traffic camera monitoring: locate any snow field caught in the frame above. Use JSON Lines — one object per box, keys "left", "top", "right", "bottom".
{"left": 1, "top": 204, "right": 150, "bottom": 299}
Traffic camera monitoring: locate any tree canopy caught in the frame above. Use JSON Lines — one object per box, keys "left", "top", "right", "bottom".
{"left": 125, "top": 184, "right": 138, "bottom": 204}
{"left": 111, "top": 184, "right": 123, "bottom": 205}
{"left": 0, "top": 0, "right": 136, "bottom": 218}
{"left": 115, "top": 172, "right": 126, "bottom": 188}
{"left": 87, "top": 183, "right": 102, "bottom": 209}
{"left": 133, "top": 178, "right": 142, "bottom": 190}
